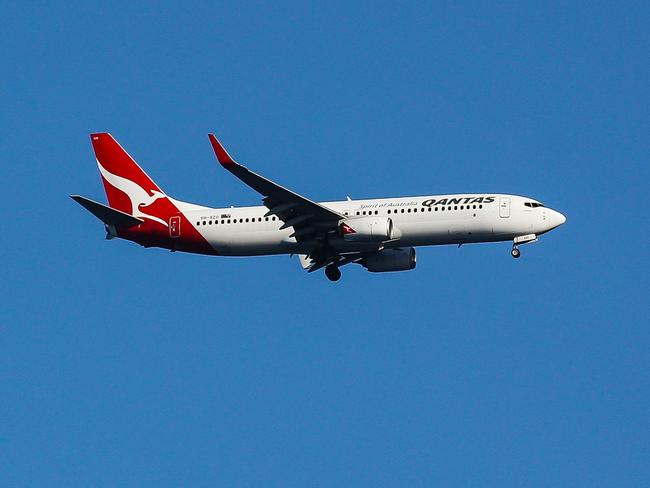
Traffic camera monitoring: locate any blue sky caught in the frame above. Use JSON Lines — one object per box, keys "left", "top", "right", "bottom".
{"left": 2, "top": 2, "right": 649, "bottom": 486}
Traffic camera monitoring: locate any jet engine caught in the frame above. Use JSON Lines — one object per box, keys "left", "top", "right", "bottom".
{"left": 364, "top": 248, "right": 416, "bottom": 272}
{"left": 340, "top": 217, "right": 393, "bottom": 242}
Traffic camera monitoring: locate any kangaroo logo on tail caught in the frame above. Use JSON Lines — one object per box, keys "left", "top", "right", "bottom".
{"left": 90, "top": 133, "right": 178, "bottom": 228}
{"left": 97, "top": 160, "right": 169, "bottom": 227}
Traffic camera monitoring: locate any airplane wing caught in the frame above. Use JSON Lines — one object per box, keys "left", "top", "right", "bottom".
{"left": 208, "top": 134, "right": 344, "bottom": 242}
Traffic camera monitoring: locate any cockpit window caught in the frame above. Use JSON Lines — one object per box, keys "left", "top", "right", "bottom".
{"left": 525, "top": 202, "right": 545, "bottom": 208}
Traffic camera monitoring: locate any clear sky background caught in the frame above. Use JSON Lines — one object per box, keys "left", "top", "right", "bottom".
{"left": 2, "top": 2, "right": 649, "bottom": 486}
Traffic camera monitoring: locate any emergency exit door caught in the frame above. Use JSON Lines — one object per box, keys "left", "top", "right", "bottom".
{"left": 499, "top": 197, "right": 511, "bottom": 218}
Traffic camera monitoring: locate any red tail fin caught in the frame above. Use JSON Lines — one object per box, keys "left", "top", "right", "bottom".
{"left": 90, "top": 133, "right": 175, "bottom": 227}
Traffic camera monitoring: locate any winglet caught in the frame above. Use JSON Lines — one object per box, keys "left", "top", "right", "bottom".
{"left": 208, "top": 133, "right": 237, "bottom": 167}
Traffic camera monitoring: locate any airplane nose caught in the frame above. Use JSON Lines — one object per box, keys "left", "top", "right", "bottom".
{"left": 549, "top": 210, "right": 566, "bottom": 229}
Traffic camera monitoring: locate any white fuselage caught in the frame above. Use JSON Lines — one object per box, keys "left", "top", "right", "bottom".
{"left": 182, "top": 193, "right": 566, "bottom": 256}
{"left": 77, "top": 133, "right": 567, "bottom": 279}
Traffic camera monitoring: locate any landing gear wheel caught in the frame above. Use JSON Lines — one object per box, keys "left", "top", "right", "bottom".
{"left": 511, "top": 247, "right": 521, "bottom": 259}
{"left": 325, "top": 265, "right": 341, "bottom": 282}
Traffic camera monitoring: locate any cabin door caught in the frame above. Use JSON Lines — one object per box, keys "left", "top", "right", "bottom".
{"left": 499, "top": 197, "right": 511, "bottom": 218}
{"left": 169, "top": 215, "right": 181, "bottom": 237}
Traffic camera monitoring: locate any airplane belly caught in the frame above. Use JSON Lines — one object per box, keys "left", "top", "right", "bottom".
{"left": 210, "top": 229, "right": 294, "bottom": 256}
{"left": 396, "top": 221, "right": 451, "bottom": 246}
{"left": 491, "top": 218, "right": 523, "bottom": 241}
{"left": 396, "top": 218, "right": 495, "bottom": 246}
{"left": 461, "top": 219, "right": 495, "bottom": 243}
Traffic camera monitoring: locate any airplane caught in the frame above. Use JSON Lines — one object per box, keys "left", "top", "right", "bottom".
{"left": 71, "top": 133, "right": 566, "bottom": 281}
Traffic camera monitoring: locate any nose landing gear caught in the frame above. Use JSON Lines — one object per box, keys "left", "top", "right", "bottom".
{"left": 510, "top": 233, "right": 537, "bottom": 259}
{"left": 325, "top": 265, "right": 342, "bottom": 282}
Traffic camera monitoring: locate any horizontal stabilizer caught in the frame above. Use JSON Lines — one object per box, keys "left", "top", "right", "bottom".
{"left": 70, "top": 195, "right": 143, "bottom": 228}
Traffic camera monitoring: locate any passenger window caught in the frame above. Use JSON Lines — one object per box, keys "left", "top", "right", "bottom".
{"left": 407, "top": 208, "right": 411, "bottom": 213}
{"left": 375, "top": 210, "right": 378, "bottom": 215}
{"left": 401, "top": 209, "right": 405, "bottom": 213}
{"left": 428, "top": 207, "right": 432, "bottom": 211}
{"left": 356, "top": 211, "right": 360, "bottom": 216}
{"left": 265, "top": 217, "right": 269, "bottom": 221}
{"left": 196, "top": 221, "right": 200, "bottom": 225}
{"left": 435, "top": 207, "right": 438, "bottom": 211}
{"left": 479, "top": 205, "right": 483, "bottom": 209}
{"left": 454, "top": 206, "right": 458, "bottom": 210}
{"left": 227, "top": 219, "right": 231, "bottom": 224}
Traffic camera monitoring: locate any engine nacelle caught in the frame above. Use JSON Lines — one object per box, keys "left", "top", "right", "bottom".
{"left": 364, "top": 248, "right": 417, "bottom": 273}
{"left": 340, "top": 217, "right": 393, "bottom": 242}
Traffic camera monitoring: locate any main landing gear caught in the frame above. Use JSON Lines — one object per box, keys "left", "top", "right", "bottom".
{"left": 325, "top": 265, "right": 341, "bottom": 282}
